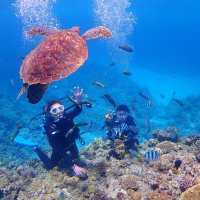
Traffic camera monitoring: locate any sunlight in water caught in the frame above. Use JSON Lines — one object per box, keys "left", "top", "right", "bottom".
{"left": 13, "top": 0, "right": 59, "bottom": 39}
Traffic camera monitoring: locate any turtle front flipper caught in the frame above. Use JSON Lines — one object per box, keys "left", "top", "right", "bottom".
{"left": 26, "top": 27, "right": 57, "bottom": 36}
{"left": 82, "top": 26, "right": 112, "bottom": 40}
{"left": 27, "top": 83, "right": 48, "bottom": 104}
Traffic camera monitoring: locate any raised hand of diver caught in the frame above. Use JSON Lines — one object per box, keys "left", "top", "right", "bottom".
{"left": 71, "top": 86, "right": 88, "bottom": 104}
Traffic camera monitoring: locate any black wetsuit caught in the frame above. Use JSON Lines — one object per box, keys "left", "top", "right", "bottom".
{"left": 105, "top": 115, "right": 139, "bottom": 160}
{"left": 35, "top": 104, "right": 82, "bottom": 169}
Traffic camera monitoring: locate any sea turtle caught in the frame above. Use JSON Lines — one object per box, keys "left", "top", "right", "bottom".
{"left": 17, "top": 26, "right": 112, "bottom": 104}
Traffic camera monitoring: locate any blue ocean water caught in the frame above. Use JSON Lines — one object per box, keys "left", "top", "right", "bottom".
{"left": 0, "top": 0, "right": 200, "bottom": 163}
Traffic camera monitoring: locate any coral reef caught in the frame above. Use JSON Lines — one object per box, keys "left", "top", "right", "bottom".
{"left": 0, "top": 137, "right": 200, "bottom": 199}
{"left": 156, "top": 141, "right": 177, "bottom": 154}
{"left": 153, "top": 126, "right": 179, "bottom": 142}
{"left": 194, "top": 150, "right": 200, "bottom": 162}
{"left": 121, "top": 174, "right": 140, "bottom": 191}
{"left": 94, "top": 159, "right": 108, "bottom": 177}
{"left": 180, "top": 184, "right": 200, "bottom": 200}
{"left": 1, "top": 131, "right": 200, "bottom": 200}
{"left": 89, "top": 189, "right": 108, "bottom": 200}
{"left": 177, "top": 175, "right": 196, "bottom": 191}
{"left": 148, "top": 190, "right": 172, "bottom": 200}
{"left": 188, "top": 134, "right": 200, "bottom": 142}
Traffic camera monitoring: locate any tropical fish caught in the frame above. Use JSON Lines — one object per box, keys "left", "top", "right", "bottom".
{"left": 118, "top": 45, "right": 133, "bottom": 52}
{"left": 108, "top": 98, "right": 117, "bottom": 108}
{"left": 138, "top": 92, "right": 151, "bottom": 101}
{"left": 139, "top": 92, "right": 154, "bottom": 108}
{"left": 159, "top": 93, "right": 165, "bottom": 99}
{"left": 144, "top": 150, "right": 160, "bottom": 162}
{"left": 172, "top": 97, "right": 185, "bottom": 107}
{"left": 10, "top": 123, "right": 23, "bottom": 144}
{"left": 110, "top": 61, "right": 115, "bottom": 66}
{"left": 92, "top": 81, "right": 105, "bottom": 87}
{"left": 122, "top": 70, "right": 132, "bottom": 76}
{"left": 102, "top": 93, "right": 117, "bottom": 108}
{"left": 144, "top": 100, "right": 154, "bottom": 108}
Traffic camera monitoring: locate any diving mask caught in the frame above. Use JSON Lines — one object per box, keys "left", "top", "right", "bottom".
{"left": 116, "top": 111, "right": 129, "bottom": 121}
{"left": 50, "top": 105, "right": 64, "bottom": 115}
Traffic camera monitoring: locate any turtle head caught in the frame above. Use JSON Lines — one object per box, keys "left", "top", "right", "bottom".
{"left": 69, "top": 26, "right": 81, "bottom": 34}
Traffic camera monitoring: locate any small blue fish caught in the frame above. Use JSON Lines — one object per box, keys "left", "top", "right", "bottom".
{"left": 172, "top": 97, "right": 185, "bottom": 107}
{"left": 174, "top": 159, "right": 182, "bottom": 170}
{"left": 144, "top": 150, "right": 160, "bottom": 162}
{"left": 0, "top": 189, "right": 4, "bottom": 199}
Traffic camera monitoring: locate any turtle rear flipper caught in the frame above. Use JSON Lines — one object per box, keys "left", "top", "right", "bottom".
{"left": 82, "top": 26, "right": 112, "bottom": 40}
{"left": 27, "top": 83, "right": 48, "bottom": 104}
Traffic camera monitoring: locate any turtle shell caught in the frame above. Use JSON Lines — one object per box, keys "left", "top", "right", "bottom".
{"left": 20, "top": 29, "right": 88, "bottom": 85}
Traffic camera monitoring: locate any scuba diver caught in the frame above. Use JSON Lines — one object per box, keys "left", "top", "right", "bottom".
{"left": 103, "top": 104, "right": 139, "bottom": 160}
{"left": 34, "top": 87, "right": 88, "bottom": 179}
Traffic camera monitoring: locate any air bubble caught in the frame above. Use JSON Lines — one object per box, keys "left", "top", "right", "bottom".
{"left": 13, "top": 0, "right": 59, "bottom": 40}
{"left": 93, "top": 0, "right": 136, "bottom": 63}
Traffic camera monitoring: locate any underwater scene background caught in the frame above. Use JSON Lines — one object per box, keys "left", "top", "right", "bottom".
{"left": 0, "top": 0, "right": 200, "bottom": 199}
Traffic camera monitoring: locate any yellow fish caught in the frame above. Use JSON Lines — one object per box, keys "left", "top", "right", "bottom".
{"left": 92, "top": 81, "right": 105, "bottom": 87}
{"left": 10, "top": 123, "right": 23, "bottom": 144}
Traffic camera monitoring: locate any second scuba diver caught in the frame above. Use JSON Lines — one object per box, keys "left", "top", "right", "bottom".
{"left": 103, "top": 104, "right": 139, "bottom": 160}
{"left": 34, "top": 87, "right": 87, "bottom": 179}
